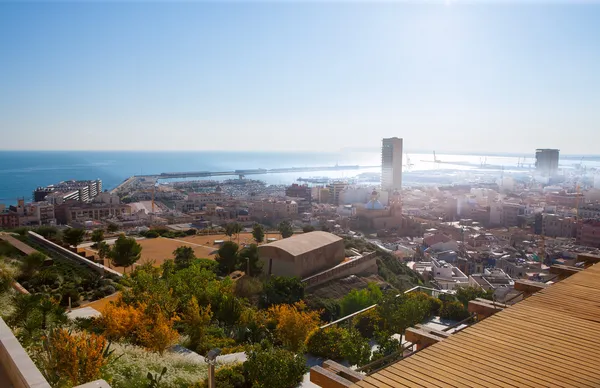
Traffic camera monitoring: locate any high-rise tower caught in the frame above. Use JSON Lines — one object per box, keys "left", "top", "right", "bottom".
{"left": 535, "top": 149, "right": 559, "bottom": 177}
{"left": 381, "top": 137, "right": 403, "bottom": 191}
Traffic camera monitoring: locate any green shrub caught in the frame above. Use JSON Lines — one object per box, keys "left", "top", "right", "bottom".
{"left": 244, "top": 342, "right": 307, "bottom": 388}
{"left": 340, "top": 282, "right": 382, "bottom": 316}
{"left": 186, "top": 229, "right": 198, "bottom": 236}
{"left": 439, "top": 301, "right": 470, "bottom": 321}
{"left": 144, "top": 230, "right": 160, "bottom": 238}
{"left": 306, "top": 326, "right": 347, "bottom": 360}
{"left": 352, "top": 308, "right": 382, "bottom": 339}
{"left": 194, "top": 364, "right": 246, "bottom": 388}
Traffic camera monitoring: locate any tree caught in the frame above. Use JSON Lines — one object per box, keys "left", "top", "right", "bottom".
{"left": 262, "top": 276, "right": 305, "bottom": 307}
{"left": 35, "top": 226, "right": 60, "bottom": 240}
{"left": 302, "top": 225, "right": 315, "bottom": 233}
{"left": 183, "top": 297, "right": 213, "bottom": 354}
{"left": 340, "top": 283, "right": 383, "bottom": 316}
{"left": 440, "top": 300, "right": 471, "bottom": 321}
{"left": 100, "top": 301, "right": 179, "bottom": 354}
{"left": 161, "top": 259, "right": 176, "bottom": 279}
{"left": 377, "top": 291, "right": 429, "bottom": 344}
{"left": 173, "top": 246, "right": 196, "bottom": 270}
{"left": 306, "top": 326, "right": 347, "bottom": 360}
{"left": 225, "top": 222, "right": 242, "bottom": 241}
{"left": 278, "top": 220, "right": 294, "bottom": 238}
{"left": 109, "top": 234, "right": 142, "bottom": 272}
{"left": 268, "top": 301, "right": 321, "bottom": 352}
{"left": 33, "top": 328, "right": 114, "bottom": 387}
{"left": 6, "top": 294, "right": 67, "bottom": 346}
{"left": 244, "top": 341, "right": 308, "bottom": 388}
{"left": 236, "top": 243, "right": 262, "bottom": 276}
{"left": 107, "top": 223, "right": 119, "bottom": 233}
{"left": 97, "top": 241, "right": 111, "bottom": 265}
{"left": 341, "top": 328, "right": 371, "bottom": 366}
{"left": 62, "top": 228, "right": 86, "bottom": 247}
{"left": 252, "top": 223, "right": 265, "bottom": 243}
{"left": 91, "top": 229, "right": 105, "bottom": 246}
{"left": 455, "top": 285, "right": 494, "bottom": 308}
{"left": 216, "top": 241, "right": 239, "bottom": 275}
{"left": 185, "top": 228, "right": 197, "bottom": 236}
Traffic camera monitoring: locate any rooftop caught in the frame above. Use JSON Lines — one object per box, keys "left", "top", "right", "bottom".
{"left": 258, "top": 231, "right": 342, "bottom": 257}
{"left": 354, "top": 261, "right": 600, "bottom": 387}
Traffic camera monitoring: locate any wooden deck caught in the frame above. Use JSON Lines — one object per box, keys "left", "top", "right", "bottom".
{"left": 354, "top": 263, "right": 600, "bottom": 388}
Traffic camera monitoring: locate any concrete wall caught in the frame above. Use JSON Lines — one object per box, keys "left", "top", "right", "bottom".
{"left": 28, "top": 231, "right": 122, "bottom": 278}
{"left": 259, "top": 238, "right": 345, "bottom": 278}
{"left": 0, "top": 317, "right": 51, "bottom": 388}
{"left": 1, "top": 316, "right": 111, "bottom": 387}
{"left": 303, "top": 252, "right": 377, "bottom": 289}
{"left": 295, "top": 239, "right": 345, "bottom": 278}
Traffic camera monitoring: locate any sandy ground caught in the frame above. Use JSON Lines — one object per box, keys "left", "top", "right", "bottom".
{"left": 74, "top": 292, "right": 121, "bottom": 312}
{"left": 83, "top": 232, "right": 283, "bottom": 270}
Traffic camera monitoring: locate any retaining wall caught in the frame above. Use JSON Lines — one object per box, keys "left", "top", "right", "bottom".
{"left": 27, "top": 231, "right": 122, "bottom": 278}
{"left": 303, "top": 252, "right": 378, "bottom": 289}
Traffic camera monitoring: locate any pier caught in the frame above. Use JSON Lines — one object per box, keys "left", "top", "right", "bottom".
{"left": 138, "top": 164, "right": 380, "bottom": 180}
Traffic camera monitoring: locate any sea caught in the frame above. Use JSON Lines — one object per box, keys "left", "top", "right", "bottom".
{"left": 1, "top": 150, "right": 598, "bottom": 205}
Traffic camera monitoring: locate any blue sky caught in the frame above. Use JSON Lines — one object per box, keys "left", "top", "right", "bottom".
{"left": 1, "top": 1, "right": 599, "bottom": 153}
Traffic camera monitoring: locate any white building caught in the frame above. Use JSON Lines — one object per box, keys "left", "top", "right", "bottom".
{"left": 430, "top": 258, "right": 469, "bottom": 290}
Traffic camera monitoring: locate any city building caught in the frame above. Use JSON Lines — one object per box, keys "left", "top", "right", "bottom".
{"left": 33, "top": 179, "right": 102, "bottom": 203}
{"left": 328, "top": 182, "right": 348, "bottom": 206}
{"left": 579, "top": 203, "right": 600, "bottom": 219}
{"left": 249, "top": 199, "right": 298, "bottom": 221}
{"left": 354, "top": 190, "right": 403, "bottom": 230}
{"left": 577, "top": 220, "right": 600, "bottom": 248}
{"left": 258, "top": 231, "right": 345, "bottom": 278}
{"left": 0, "top": 211, "right": 18, "bottom": 228}
{"left": 54, "top": 202, "right": 130, "bottom": 224}
{"left": 8, "top": 199, "right": 55, "bottom": 226}
{"left": 430, "top": 257, "right": 469, "bottom": 290}
{"left": 285, "top": 184, "right": 311, "bottom": 202}
{"left": 535, "top": 148, "right": 559, "bottom": 177}
{"left": 502, "top": 203, "right": 524, "bottom": 227}
{"left": 542, "top": 214, "right": 576, "bottom": 238}
{"left": 381, "top": 137, "right": 403, "bottom": 191}
{"left": 468, "top": 268, "right": 515, "bottom": 300}
{"left": 338, "top": 186, "right": 372, "bottom": 205}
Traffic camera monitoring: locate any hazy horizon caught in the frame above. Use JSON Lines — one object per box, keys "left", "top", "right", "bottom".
{"left": 2, "top": 2, "right": 599, "bottom": 154}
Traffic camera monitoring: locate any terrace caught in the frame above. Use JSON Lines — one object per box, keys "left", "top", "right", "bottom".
{"left": 311, "top": 253, "right": 600, "bottom": 387}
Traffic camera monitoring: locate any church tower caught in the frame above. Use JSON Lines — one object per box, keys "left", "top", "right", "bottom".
{"left": 390, "top": 190, "right": 402, "bottom": 217}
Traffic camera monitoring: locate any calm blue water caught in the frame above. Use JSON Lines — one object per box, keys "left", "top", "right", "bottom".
{"left": 1, "top": 151, "right": 597, "bottom": 205}
{"left": 0, "top": 151, "right": 380, "bottom": 204}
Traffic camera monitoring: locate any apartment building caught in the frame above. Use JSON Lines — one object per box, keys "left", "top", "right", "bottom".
{"left": 577, "top": 220, "right": 600, "bottom": 249}
{"left": 579, "top": 203, "right": 600, "bottom": 219}
{"left": 542, "top": 214, "right": 576, "bottom": 238}
{"left": 249, "top": 199, "right": 298, "bottom": 220}
{"left": 55, "top": 202, "right": 130, "bottom": 224}
{"left": 34, "top": 179, "right": 102, "bottom": 203}
{"left": 285, "top": 184, "right": 311, "bottom": 202}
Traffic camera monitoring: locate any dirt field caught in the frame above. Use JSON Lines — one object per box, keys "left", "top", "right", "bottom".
{"left": 84, "top": 232, "right": 283, "bottom": 270}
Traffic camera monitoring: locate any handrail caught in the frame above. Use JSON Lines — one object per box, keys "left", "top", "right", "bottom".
{"left": 356, "top": 342, "right": 413, "bottom": 374}
{"left": 320, "top": 286, "right": 453, "bottom": 329}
